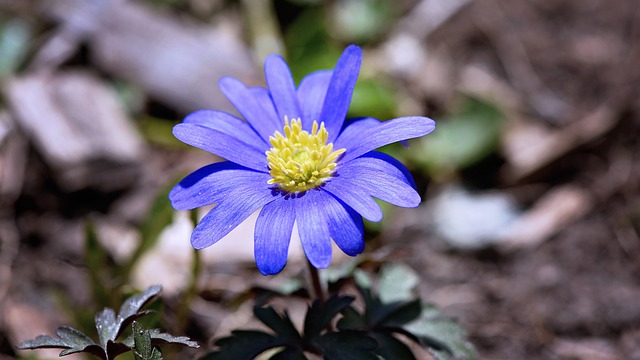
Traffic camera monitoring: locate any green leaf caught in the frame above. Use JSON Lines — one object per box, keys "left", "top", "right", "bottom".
{"left": 269, "top": 347, "right": 307, "bottom": 360}
{"left": 284, "top": 7, "right": 342, "bottom": 82}
{"left": 84, "top": 220, "right": 117, "bottom": 311}
{"left": 95, "top": 308, "right": 119, "bottom": 349}
{"left": 120, "top": 181, "right": 176, "bottom": 281}
{"left": 376, "top": 300, "right": 422, "bottom": 328}
{"left": 404, "top": 305, "right": 477, "bottom": 360}
{"left": 327, "top": 0, "right": 396, "bottom": 43}
{"left": 137, "top": 116, "right": 185, "bottom": 148}
{"left": 370, "top": 332, "right": 416, "bottom": 360}
{"left": 407, "top": 97, "right": 504, "bottom": 177}
{"left": 253, "top": 306, "right": 301, "bottom": 343}
{"left": 117, "top": 285, "right": 162, "bottom": 336}
{"left": 17, "top": 327, "right": 106, "bottom": 359}
{"left": 146, "top": 329, "right": 199, "bottom": 348}
{"left": 377, "top": 263, "right": 420, "bottom": 304}
{"left": 133, "top": 322, "right": 163, "bottom": 360}
{"left": 349, "top": 79, "right": 398, "bottom": 121}
{"left": 336, "top": 307, "right": 367, "bottom": 331}
{"left": 56, "top": 327, "right": 101, "bottom": 356}
{"left": 0, "top": 18, "right": 31, "bottom": 78}
{"left": 303, "top": 296, "right": 354, "bottom": 338}
{"left": 357, "top": 283, "right": 421, "bottom": 328}
{"left": 314, "top": 331, "right": 378, "bottom": 360}
{"left": 201, "top": 330, "right": 288, "bottom": 360}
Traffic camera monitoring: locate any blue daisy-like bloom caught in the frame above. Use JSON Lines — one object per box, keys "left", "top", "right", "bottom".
{"left": 170, "top": 45, "right": 435, "bottom": 275}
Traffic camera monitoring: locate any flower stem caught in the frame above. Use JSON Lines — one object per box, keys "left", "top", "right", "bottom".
{"left": 306, "top": 260, "right": 325, "bottom": 302}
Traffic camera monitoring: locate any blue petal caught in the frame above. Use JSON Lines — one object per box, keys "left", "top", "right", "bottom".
{"left": 219, "top": 77, "right": 280, "bottom": 141}
{"left": 321, "top": 180, "right": 383, "bottom": 222}
{"left": 337, "top": 117, "right": 381, "bottom": 143}
{"left": 191, "top": 182, "right": 276, "bottom": 249}
{"left": 347, "top": 151, "right": 417, "bottom": 188}
{"left": 254, "top": 197, "right": 295, "bottom": 275}
{"left": 335, "top": 116, "right": 436, "bottom": 163}
{"left": 250, "top": 87, "right": 281, "bottom": 134}
{"left": 173, "top": 123, "right": 268, "bottom": 171}
{"left": 336, "top": 157, "right": 421, "bottom": 208}
{"left": 169, "top": 162, "right": 269, "bottom": 210}
{"left": 295, "top": 190, "right": 332, "bottom": 269}
{"left": 184, "top": 110, "right": 268, "bottom": 149}
{"left": 319, "top": 45, "right": 362, "bottom": 142}
{"left": 324, "top": 196, "right": 364, "bottom": 256}
{"left": 265, "top": 54, "right": 301, "bottom": 123}
{"left": 297, "top": 70, "right": 332, "bottom": 131}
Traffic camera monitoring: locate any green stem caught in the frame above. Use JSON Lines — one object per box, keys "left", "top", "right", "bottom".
{"left": 306, "top": 260, "right": 325, "bottom": 302}
{"left": 175, "top": 211, "right": 203, "bottom": 333}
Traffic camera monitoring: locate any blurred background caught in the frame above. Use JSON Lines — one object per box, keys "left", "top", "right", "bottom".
{"left": 1, "top": 0, "right": 639, "bottom": 358}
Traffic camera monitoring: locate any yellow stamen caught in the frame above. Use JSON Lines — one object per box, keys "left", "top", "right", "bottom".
{"left": 266, "top": 117, "right": 345, "bottom": 193}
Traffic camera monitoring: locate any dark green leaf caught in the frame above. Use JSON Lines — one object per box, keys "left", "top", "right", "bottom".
{"left": 119, "top": 285, "right": 162, "bottom": 322}
{"left": 117, "top": 285, "right": 162, "bottom": 337}
{"left": 269, "top": 347, "right": 307, "bottom": 360}
{"left": 95, "top": 308, "right": 119, "bottom": 348}
{"left": 17, "top": 327, "right": 106, "bottom": 359}
{"left": 56, "top": 327, "right": 101, "bottom": 356}
{"left": 253, "top": 306, "right": 301, "bottom": 343}
{"left": 404, "top": 305, "right": 477, "bottom": 360}
{"left": 370, "top": 332, "right": 416, "bottom": 360}
{"left": 133, "top": 321, "right": 163, "bottom": 360}
{"left": 17, "top": 335, "right": 67, "bottom": 349}
{"left": 314, "top": 331, "right": 378, "bottom": 360}
{"left": 201, "top": 330, "right": 288, "bottom": 360}
{"left": 303, "top": 295, "right": 354, "bottom": 338}
{"left": 336, "top": 306, "right": 367, "bottom": 331}
{"left": 105, "top": 341, "right": 133, "bottom": 359}
{"left": 146, "top": 329, "right": 199, "bottom": 348}
{"left": 376, "top": 300, "right": 422, "bottom": 328}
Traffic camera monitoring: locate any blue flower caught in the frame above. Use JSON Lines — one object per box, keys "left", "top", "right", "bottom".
{"left": 170, "top": 45, "right": 435, "bottom": 275}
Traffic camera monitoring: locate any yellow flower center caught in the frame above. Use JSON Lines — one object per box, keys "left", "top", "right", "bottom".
{"left": 266, "top": 117, "right": 345, "bottom": 193}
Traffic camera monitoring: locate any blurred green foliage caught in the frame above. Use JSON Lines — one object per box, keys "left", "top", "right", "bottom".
{"left": 403, "top": 97, "right": 504, "bottom": 178}
{"left": 0, "top": 18, "right": 31, "bottom": 79}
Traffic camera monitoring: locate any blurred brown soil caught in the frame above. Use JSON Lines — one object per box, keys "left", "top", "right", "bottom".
{"left": 1, "top": 0, "right": 640, "bottom": 359}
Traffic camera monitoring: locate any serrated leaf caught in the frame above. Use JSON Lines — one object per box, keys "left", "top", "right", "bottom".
{"left": 119, "top": 285, "right": 162, "bottom": 321}
{"left": 146, "top": 329, "right": 199, "bottom": 348}
{"left": 201, "top": 330, "right": 288, "bottom": 360}
{"left": 404, "top": 305, "right": 477, "bottom": 360}
{"left": 56, "top": 327, "right": 101, "bottom": 356}
{"left": 378, "top": 263, "right": 419, "bottom": 304}
{"left": 122, "top": 329, "right": 199, "bottom": 351}
{"left": 314, "top": 331, "right": 378, "bottom": 360}
{"left": 17, "top": 327, "right": 106, "bottom": 359}
{"left": 133, "top": 321, "right": 163, "bottom": 360}
{"left": 117, "top": 285, "right": 162, "bottom": 338}
{"left": 17, "top": 335, "right": 68, "bottom": 349}
{"left": 303, "top": 295, "right": 354, "bottom": 338}
{"left": 95, "top": 308, "right": 119, "bottom": 348}
{"left": 253, "top": 306, "right": 301, "bottom": 343}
